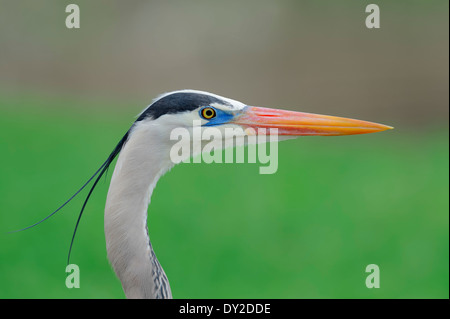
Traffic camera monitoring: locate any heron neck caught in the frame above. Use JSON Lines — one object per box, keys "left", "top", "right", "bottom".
{"left": 104, "top": 123, "right": 174, "bottom": 299}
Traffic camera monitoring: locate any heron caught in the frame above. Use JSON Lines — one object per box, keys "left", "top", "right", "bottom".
{"left": 18, "top": 90, "right": 392, "bottom": 298}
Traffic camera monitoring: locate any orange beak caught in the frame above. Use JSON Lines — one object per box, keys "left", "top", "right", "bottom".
{"left": 232, "top": 106, "right": 393, "bottom": 136}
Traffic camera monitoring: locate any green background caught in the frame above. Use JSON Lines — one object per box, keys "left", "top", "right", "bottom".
{"left": 0, "top": 1, "right": 448, "bottom": 298}
{"left": 1, "top": 96, "right": 447, "bottom": 298}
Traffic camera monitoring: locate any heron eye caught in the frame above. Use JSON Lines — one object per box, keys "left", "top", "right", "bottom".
{"left": 201, "top": 107, "right": 216, "bottom": 120}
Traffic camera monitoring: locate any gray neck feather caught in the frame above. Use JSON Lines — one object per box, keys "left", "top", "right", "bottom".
{"left": 104, "top": 123, "right": 174, "bottom": 299}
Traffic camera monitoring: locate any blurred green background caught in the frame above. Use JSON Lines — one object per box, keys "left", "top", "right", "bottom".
{"left": 0, "top": 1, "right": 448, "bottom": 298}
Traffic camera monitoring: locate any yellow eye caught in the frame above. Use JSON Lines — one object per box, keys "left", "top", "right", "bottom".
{"left": 201, "top": 107, "right": 216, "bottom": 120}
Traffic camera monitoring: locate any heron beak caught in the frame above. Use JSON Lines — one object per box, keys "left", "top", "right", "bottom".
{"left": 232, "top": 106, "right": 393, "bottom": 136}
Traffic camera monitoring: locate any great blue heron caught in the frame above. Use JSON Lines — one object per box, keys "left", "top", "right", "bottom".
{"left": 18, "top": 90, "right": 392, "bottom": 298}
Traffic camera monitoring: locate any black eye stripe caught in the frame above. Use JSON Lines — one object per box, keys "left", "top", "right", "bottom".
{"left": 136, "top": 93, "right": 231, "bottom": 121}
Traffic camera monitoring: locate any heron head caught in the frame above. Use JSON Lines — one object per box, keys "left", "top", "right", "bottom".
{"left": 136, "top": 90, "right": 392, "bottom": 143}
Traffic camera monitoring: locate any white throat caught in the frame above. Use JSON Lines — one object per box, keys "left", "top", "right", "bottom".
{"left": 104, "top": 121, "right": 174, "bottom": 299}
